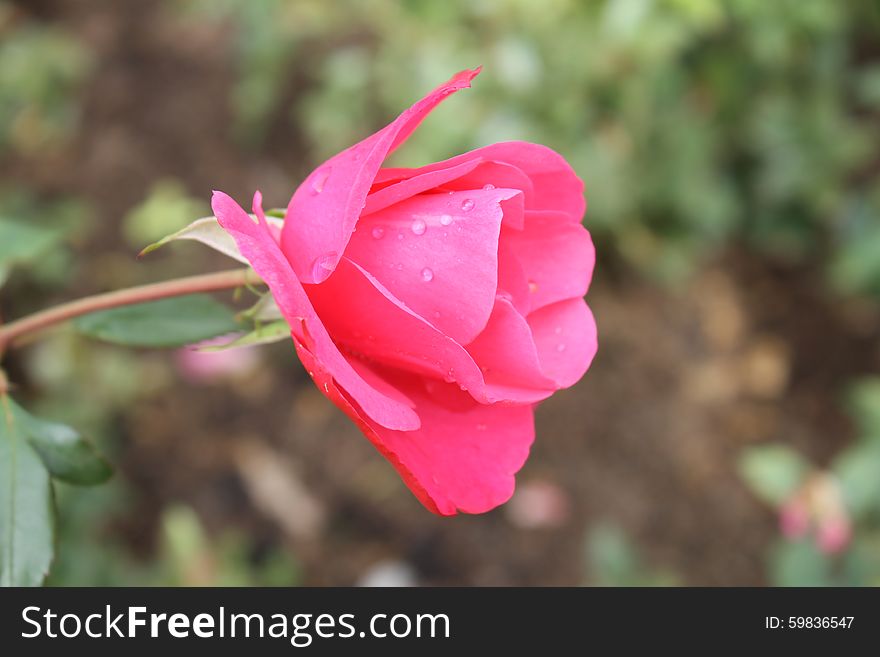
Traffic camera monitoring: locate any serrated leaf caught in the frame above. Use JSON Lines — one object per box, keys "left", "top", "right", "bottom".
{"left": 139, "top": 214, "right": 283, "bottom": 263}
{"left": 19, "top": 408, "right": 112, "bottom": 486}
{"left": 0, "top": 395, "right": 54, "bottom": 587}
{"left": 73, "top": 294, "right": 241, "bottom": 348}
{"left": 738, "top": 444, "right": 810, "bottom": 506}
{"left": 199, "top": 320, "right": 291, "bottom": 351}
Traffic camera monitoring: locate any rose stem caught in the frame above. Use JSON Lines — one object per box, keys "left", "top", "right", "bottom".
{"left": 0, "top": 267, "right": 262, "bottom": 356}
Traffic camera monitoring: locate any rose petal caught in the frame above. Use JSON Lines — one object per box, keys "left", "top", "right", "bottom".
{"left": 363, "top": 158, "right": 482, "bottom": 216}
{"left": 295, "top": 343, "right": 535, "bottom": 516}
{"left": 346, "top": 187, "right": 519, "bottom": 344}
{"left": 212, "top": 190, "right": 420, "bottom": 431}
{"left": 466, "top": 296, "right": 556, "bottom": 395}
{"left": 281, "top": 68, "right": 481, "bottom": 284}
{"left": 497, "top": 239, "right": 531, "bottom": 316}
{"left": 503, "top": 210, "right": 595, "bottom": 313}
{"left": 527, "top": 297, "right": 598, "bottom": 389}
{"left": 371, "top": 141, "right": 584, "bottom": 222}
{"left": 304, "top": 256, "right": 487, "bottom": 394}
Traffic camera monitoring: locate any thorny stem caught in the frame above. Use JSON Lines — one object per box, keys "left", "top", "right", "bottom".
{"left": 0, "top": 267, "right": 262, "bottom": 357}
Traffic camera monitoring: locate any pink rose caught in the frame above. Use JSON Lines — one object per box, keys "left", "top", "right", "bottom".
{"left": 212, "top": 68, "right": 597, "bottom": 515}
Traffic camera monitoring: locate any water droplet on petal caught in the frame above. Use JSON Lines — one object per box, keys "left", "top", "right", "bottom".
{"left": 556, "top": 343, "right": 566, "bottom": 352}
{"left": 397, "top": 232, "right": 404, "bottom": 240}
{"left": 310, "top": 252, "right": 337, "bottom": 279}
{"left": 411, "top": 218, "right": 426, "bottom": 235}
{"left": 309, "top": 167, "right": 331, "bottom": 195}
{"left": 482, "top": 183, "right": 495, "bottom": 190}
{"left": 528, "top": 280, "right": 539, "bottom": 293}
{"left": 444, "top": 368, "right": 455, "bottom": 383}
{"left": 396, "top": 263, "right": 403, "bottom": 271}
{"left": 461, "top": 198, "right": 475, "bottom": 212}
{"left": 554, "top": 326, "right": 563, "bottom": 335}
{"left": 420, "top": 267, "right": 434, "bottom": 282}
{"left": 439, "top": 214, "right": 453, "bottom": 226}
{"left": 476, "top": 423, "right": 488, "bottom": 431}
{"left": 371, "top": 226, "right": 385, "bottom": 239}
{"left": 433, "top": 310, "right": 441, "bottom": 319}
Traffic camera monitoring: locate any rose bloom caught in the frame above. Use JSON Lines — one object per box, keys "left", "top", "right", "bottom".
{"left": 213, "top": 68, "right": 596, "bottom": 515}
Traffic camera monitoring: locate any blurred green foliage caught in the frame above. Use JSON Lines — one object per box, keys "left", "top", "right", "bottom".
{"left": 739, "top": 378, "right": 880, "bottom": 586}
{"left": 0, "top": 188, "right": 88, "bottom": 289}
{"left": 0, "top": 2, "right": 92, "bottom": 156}
{"left": 585, "top": 523, "right": 680, "bottom": 586}
{"left": 183, "top": 0, "right": 880, "bottom": 285}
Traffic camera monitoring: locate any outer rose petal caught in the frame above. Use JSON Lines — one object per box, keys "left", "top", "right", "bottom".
{"left": 346, "top": 187, "right": 520, "bottom": 344}
{"left": 294, "top": 338, "right": 535, "bottom": 515}
{"left": 528, "top": 297, "right": 598, "bottom": 389}
{"left": 281, "top": 68, "right": 480, "bottom": 284}
{"left": 503, "top": 210, "right": 596, "bottom": 313}
{"left": 372, "top": 141, "right": 584, "bottom": 222}
{"left": 212, "top": 191, "right": 419, "bottom": 431}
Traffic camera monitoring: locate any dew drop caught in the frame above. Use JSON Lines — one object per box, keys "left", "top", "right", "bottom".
{"left": 439, "top": 214, "right": 453, "bottom": 226}
{"left": 309, "top": 167, "right": 331, "bottom": 195}
{"left": 310, "top": 252, "right": 337, "bottom": 279}
{"left": 528, "top": 280, "right": 539, "bottom": 293}
{"left": 461, "top": 198, "right": 475, "bottom": 212}
{"left": 556, "top": 343, "right": 567, "bottom": 352}
{"left": 554, "top": 326, "right": 563, "bottom": 335}
{"left": 397, "top": 232, "right": 404, "bottom": 240}
{"left": 420, "top": 267, "right": 434, "bottom": 282}
{"left": 396, "top": 263, "right": 403, "bottom": 271}
{"left": 482, "top": 183, "right": 495, "bottom": 190}
{"left": 433, "top": 310, "right": 441, "bottom": 319}
{"left": 371, "top": 226, "right": 385, "bottom": 239}
{"left": 411, "top": 218, "right": 427, "bottom": 235}
{"left": 444, "top": 368, "right": 455, "bottom": 383}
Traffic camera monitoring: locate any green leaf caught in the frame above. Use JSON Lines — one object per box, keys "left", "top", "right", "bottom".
{"left": 200, "top": 320, "right": 291, "bottom": 351}
{"left": 0, "top": 395, "right": 54, "bottom": 586}
{"left": 20, "top": 411, "right": 112, "bottom": 486}
{"left": 0, "top": 218, "right": 64, "bottom": 285}
{"left": 738, "top": 444, "right": 810, "bottom": 506}
{"left": 73, "top": 294, "right": 241, "bottom": 348}
{"left": 139, "top": 214, "right": 283, "bottom": 264}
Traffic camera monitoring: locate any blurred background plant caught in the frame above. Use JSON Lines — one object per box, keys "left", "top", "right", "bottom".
{"left": 0, "top": 0, "right": 878, "bottom": 586}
